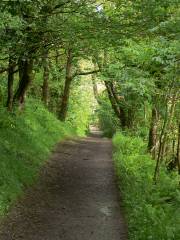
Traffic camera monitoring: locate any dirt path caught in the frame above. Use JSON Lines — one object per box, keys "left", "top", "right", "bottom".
{"left": 0, "top": 133, "right": 127, "bottom": 240}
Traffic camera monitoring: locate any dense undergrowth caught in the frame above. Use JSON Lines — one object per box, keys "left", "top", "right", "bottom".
{"left": 0, "top": 100, "right": 76, "bottom": 215}
{"left": 96, "top": 93, "right": 119, "bottom": 138}
{"left": 67, "top": 79, "right": 94, "bottom": 136}
{"left": 113, "top": 133, "right": 180, "bottom": 240}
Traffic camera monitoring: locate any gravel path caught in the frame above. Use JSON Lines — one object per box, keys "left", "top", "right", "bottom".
{"left": 0, "top": 134, "right": 127, "bottom": 240}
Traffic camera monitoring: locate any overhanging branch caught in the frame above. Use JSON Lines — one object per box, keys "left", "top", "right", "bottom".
{"left": 73, "top": 69, "right": 100, "bottom": 78}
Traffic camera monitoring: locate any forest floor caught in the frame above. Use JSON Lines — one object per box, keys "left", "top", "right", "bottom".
{"left": 0, "top": 130, "right": 127, "bottom": 240}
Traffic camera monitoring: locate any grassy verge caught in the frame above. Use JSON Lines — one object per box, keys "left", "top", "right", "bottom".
{"left": 113, "top": 132, "right": 180, "bottom": 240}
{"left": 0, "top": 100, "right": 76, "bottom": 215}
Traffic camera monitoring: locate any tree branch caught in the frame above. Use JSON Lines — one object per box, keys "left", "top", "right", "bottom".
{"left": 0, "top": 65, "right": 18, "bottom": 74}
{"left": 0, "top": 67, "right": 8, "bottom": 74}
{"left": 73, "top": 69, "right": 100, "bottom": 78}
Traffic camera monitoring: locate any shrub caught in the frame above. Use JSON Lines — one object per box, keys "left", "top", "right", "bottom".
{"left": 113, "top": 132, "right": 180, "bottom": 240}
{"left": 97, "top": 94, "right": 119, "bottom": 137}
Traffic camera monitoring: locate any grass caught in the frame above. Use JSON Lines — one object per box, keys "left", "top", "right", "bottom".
{"left": 113, "top": 132, "right": 180, "bottom": 240}
{"left": 0, "top": 99, "right": 76, "bottom": 215}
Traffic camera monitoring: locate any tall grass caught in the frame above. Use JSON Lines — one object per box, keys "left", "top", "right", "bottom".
{"left": 0, "top": 99, "right": 76, "bottom": 215}
{"left": 113, "top": 132, "right": 180, "bottom": 240}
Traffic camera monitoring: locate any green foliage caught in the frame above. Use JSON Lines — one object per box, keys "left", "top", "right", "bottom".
{"left": 0, "top": 0, "right": 179, "bottom": 232}
{"left": 97, "top": 93, "right": 119, "bottom": 137}
{"left": 0, "top": 99, "right": 75, "bottom": 215}
{"left": 67, "top": 78, "right": 95, "bottom": 136}
{"left": 113, "top": 132, "right": 180, "bottom": 240}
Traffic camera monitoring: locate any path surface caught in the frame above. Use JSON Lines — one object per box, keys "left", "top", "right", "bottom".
{"left": 0, "top": 133, "right": 127, "bottom": 240}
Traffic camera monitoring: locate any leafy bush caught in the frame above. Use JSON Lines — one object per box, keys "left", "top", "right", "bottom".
{"left": 113, "top": 132, "right": 180, "bottom": 240}
{"left": 0, "top": 99, "right": 76, "bottom": 215}
{"left": 67, "top": 79, "right": 95, "bottom": 136}
{"left": 97, "top": 93, "right": 119, "bottom": 137}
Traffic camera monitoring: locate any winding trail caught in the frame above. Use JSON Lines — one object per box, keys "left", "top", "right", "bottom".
{"left": 0, "top": 131, "right": 127, "bottom": 240}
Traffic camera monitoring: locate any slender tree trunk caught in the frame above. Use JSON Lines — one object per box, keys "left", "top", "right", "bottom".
{"left": 153, "top": 107, "right": 168, "bottom": 183}
{"left": 127, "top": 109, "right": 134, "bottom": 129}
{"left": 104, "top": 81, "right": 127, "bottom": 129}
{"left": 160, "top": 93, "right": 177, "bottom": 160}
{"left": 177, "top": 123, "right": 180, "bottom": 174}
{"left": 148, "top": 106, "right": 157, "bottom": 158}
{"left": 104, "top": 81, "right": 121, "bottom": 118}
{"left": 13, "top": 57, "right": 34, "bottom": 109}
{"left": 154, "top": 92, "right": 178, "bottom": 183}
{"left": 42, "top": 51, "right": 49, "bottom": 106}
{"left": 6, "top": 57, "right": 15, "bottom": 111}
{"left": 144, "top": 102, "right": 147, "bottom": 121}
{"left": 109, "top": 82, "right": 127, "bottom": 128}
{"left": 103, "top": 51, "right": 126, "bottom": 128}
{"left": 59, "top": 49, "right": 73, "bottom": 121}
{"left": 55, "top": 50, "right": 60, "bottom": 65}
{"left": 92, "top": 75, "right": 98, "bottom": 99}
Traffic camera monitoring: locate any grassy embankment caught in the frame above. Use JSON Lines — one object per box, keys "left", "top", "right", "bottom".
{"left": 0, "top": 100, "right": 76, "bottom": 215}
{"left": 113, "top": 132, "right": 180, "bottom": 240}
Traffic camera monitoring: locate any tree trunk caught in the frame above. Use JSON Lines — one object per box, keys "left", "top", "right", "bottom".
{"left": 59, "top": 49, "right": 73, "bottom": 121}
{"left": 177, "top": 123, "right": 180, "bottom": 174}
{"left": 104, "top": 81, "right": 127, "bottom": 129}
{"left": 13, "top": 57, "right": 34, "bottom": 109}
{"left": 127, "top": 109, "right": 134, "bottom": 129}
{"left": 154, "top": 91, "right": 178, "bottom": 183}
{"left": 42, "top": 51, "right": 49, "bottom": 106}
{"left": 148, "top": 106, "right": 157, "bottom": 158}
{"left": 6, "top": 57, "right": 15, "bottom": 111}
{"left": 104, "top": 81, "right": 121, "bottom": 117}
{"left": 102, "top": 51, "right": 127, "bottom": 128}
{"left": 109, "top": 82, "right": 127, "bottom": 128}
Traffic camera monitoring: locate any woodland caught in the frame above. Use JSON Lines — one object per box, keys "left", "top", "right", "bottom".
{"left": 0, "top": 0, "right": 180, "bottom": 239}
